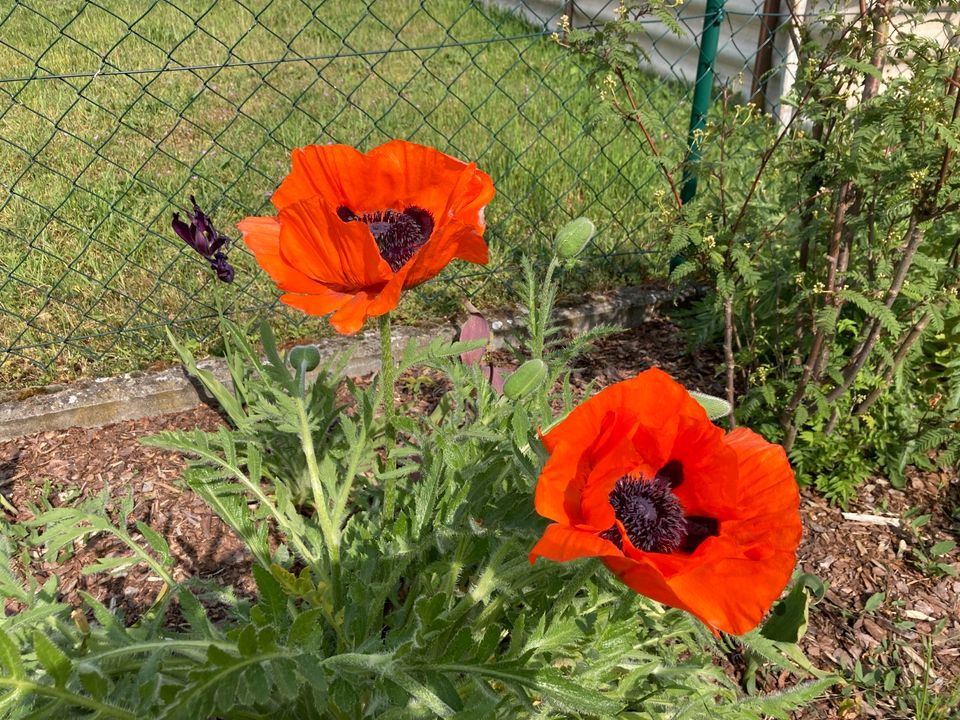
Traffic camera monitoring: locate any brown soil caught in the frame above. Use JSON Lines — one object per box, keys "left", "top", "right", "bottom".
{"left": 1, "top": 317, "right": 957, "bottom": 717}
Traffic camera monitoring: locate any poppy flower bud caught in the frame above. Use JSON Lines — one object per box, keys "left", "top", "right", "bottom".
{"left": 503, "top": 359, "right": 548, "bottom": 399}
{"left": 554, "top": 217, "right": 595, "bottom": 259}
{"left": 287, "top": 345, "right": 321, "bottom": 374}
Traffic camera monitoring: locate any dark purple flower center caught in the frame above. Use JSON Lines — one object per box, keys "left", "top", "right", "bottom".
{"left": 338, "top": 205, "right": 434, "bottom": 272}
{"left": 599, "top": 461, "right": 719, "bottom": 554}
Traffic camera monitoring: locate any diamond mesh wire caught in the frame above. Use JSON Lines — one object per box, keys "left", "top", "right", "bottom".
{"left": 0, "top": 0, "right": 954, "bottom": 387}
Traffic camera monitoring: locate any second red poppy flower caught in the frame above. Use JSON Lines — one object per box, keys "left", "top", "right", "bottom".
{"left": 529, "top": 368, "right": 803, "bottom": 636}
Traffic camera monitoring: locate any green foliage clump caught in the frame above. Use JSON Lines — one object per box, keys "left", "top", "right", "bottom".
{"left": 566, "top": 0, "right": 960, "bottom": 503}
{"left": 0, "top": 254, "right": 830, "bottom": 718}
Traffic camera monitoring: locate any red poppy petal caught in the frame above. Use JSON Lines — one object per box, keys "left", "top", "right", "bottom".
{"left": 279, "top": 289, "right": 354, "bottom": 317}
{"left": 402, "top": 221, "right": 485, "bottom": 288}
{"left": 322, "top": 261, "right": 414, "bottom": 334}
{"left": 239, "top": 216, "right": 327, "bottom": 294}
{"left": 367, "top": 140, "right": 494, "bottom": 222}
{"left": 529, "top": 523, "right": 624, "bottom": 564}
{"left": 272, "top": 144, "right": 394, "bottom": 213}
{"left": 326, "top": 291, "right": 380, "bottom": 335}
{"left": 722, "top": 427, "right": 802, "bottom": 549}
{"left": 454, "top": 230, "right": 490, "bottom": 266}
{"left": 578, "top": 435, "right": 652, "bottom": 530}
{"left": 543, "top": 369, "right": 688, "bottom": 467}
{"left": 278, "top": 198, "right": 392, "bottom": 290}
{"left": 668, "top": 421, "right": 739, "bottom": 518}
{"left": 534, "top": 442, "right": 590, "bottom": 525}
{"left": 663, "top": 539, "right": 797, "bottom": 635}
{"left": 602, "top": 555, "right": 691, "bottom": 616}
{"left": 541, "top": 381, "right": 631, "bottom": 454}
{"left": 456, "top": 172, "right": 496, "bottom": 229}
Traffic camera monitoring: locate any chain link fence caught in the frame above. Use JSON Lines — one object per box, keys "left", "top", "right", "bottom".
{"left": 1, "top": 0, "right": 955, "bottom": 388}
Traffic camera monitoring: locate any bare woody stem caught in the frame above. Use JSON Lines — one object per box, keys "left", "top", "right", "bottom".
{"left": 780, "top": 181, "right": 854, "bottom": 449}
{"left": 853, "top": 310, "right": 933, "bottom": 416}
{"left": 728, "top": 0, "right": 873, "bottom": 240}
{"left": 722, "top": 294, "right": 737, "bottom": 427}
{"left": 612, "top": 68, "right": 683, "bottom": 210}
{"left": 780, "top": 0, "right": 893, "bottom": 447}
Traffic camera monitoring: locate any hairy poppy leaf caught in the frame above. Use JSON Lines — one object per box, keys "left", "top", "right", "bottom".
{"left": 33, "top": 631, "right": 71, "bottom": 687}
{"left": 207, "top": 644, "right": 240, "bottom": 667}
{"left": 760, "top": 580, "right": 812, "bottom": 643}
{"left": 422, "top": 671, "right": 464, "bottom": 712}
{"left": 864, "top": 592, "right": 885, "bottom": 613}
{"left": 236, "top": 624, "right": 258, "bottom": 658}
{"left": 384, "top": 667, "right": 455, "bottom": 718}
{"left": 271, "top": 658, "right": 300, "bottom": 701}
{"left": 689, "top": 391, "right": 732, "bottom": 420}
{"left": 81, "top": 555, "right": 135, "bottom": 576}
{"left": 252, "top": 564, "right": 286, "bottom": 628}
{"left": 0, "top": 629, "right": 24, "bottom": 680}
{"left": 77, "top": 663, "right": 111, "bottom": 699}
{"left": 135, "top": 522, "right": 171, "bottom": 562}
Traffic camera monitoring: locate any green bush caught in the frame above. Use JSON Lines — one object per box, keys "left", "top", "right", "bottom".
{"left": 565, "top": 0, "right": 960, "bottom": 503}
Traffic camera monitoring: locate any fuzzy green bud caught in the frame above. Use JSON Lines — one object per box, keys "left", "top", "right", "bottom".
{"left": 288, "top": 345, "right": 321, "bottom": 373}
{"left": 503, "top": 359, "right": 548, "bottom": 399}
{"left": 554, "top": 217, "right": 595, "bottom": 259}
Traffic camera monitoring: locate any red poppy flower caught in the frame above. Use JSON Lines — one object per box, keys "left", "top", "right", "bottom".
{"left": 529, "top": 368, "right": 802, "bottom": 635}
{"left": 239, "top": 140, "right": 495, "bottom": 334}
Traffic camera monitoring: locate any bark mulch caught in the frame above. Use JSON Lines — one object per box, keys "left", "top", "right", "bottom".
{"left": 1, "top": 317, "right": 957, "bottom": 717}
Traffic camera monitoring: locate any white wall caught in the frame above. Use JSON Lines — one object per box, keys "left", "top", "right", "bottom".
{"left": 488, "top": 1, "right": 959, "bottom": 121}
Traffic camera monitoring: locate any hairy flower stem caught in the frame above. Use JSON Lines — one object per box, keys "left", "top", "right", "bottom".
{"left": 296, "top": 399, "right": 341, "bottom": 599}
{"left": 379, "top": 313, "right": 398, "bottom": 518}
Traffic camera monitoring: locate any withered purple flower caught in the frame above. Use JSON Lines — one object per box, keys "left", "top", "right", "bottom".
{"left": 172, "top": 195, "right": 235, "bottom": 283}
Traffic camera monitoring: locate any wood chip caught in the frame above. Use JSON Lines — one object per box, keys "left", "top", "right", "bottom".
{"left": 841, "top": 512, "right": 900, "bottom": 527}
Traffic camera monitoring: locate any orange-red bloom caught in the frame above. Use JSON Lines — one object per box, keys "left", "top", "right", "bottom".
{"left": 529, "top": 368, "right": 802, "bottom": 635}
{"left": 239, "top": 140, "right": 494, "bottom": 334}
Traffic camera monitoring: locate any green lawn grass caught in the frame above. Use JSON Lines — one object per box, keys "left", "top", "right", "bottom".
{"left": 0, "top": 0, "right": 694, "bottom": 387}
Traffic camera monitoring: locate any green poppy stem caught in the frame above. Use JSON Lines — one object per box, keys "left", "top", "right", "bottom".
{"left": 379, "top": 313, "right": 398, "bottom": 518}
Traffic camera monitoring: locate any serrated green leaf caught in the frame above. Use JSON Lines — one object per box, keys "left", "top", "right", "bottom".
{"left": 81, "top": 555, "right": 136, "bottom": 576}
{"left": 930, "top": 540, "right": 956, "bottom": 557}
{"left": 135, "top": 522, "right": 171, "bottom": 561}
{"left": 689, "top": 391, "right": 732, "bottom": 420}
{"left": 0, "top": 628, "right": 24, "bottom": 680}
{"left": 864, "top": 592, "right": 885, "bottom": 613}
{"left": 385, "top": 667, "right": 455, "bottom": 718}
{"left": 32, "top": 631, "right": 71, "bottom": 687}
{"left": 237, "top": 624, "right": 258, "bottom": 658}
{"left": 77, "top": 663, "right": 111, "bottom": 699}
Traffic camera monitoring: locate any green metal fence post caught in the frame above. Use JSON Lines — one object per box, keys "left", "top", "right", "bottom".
{"left": 680, "top": 0, "right": 726, "bottom": 204}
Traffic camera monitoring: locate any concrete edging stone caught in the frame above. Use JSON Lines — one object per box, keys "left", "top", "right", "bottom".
{"left": 0, "top": 286, "right": 677, "bottom": 442}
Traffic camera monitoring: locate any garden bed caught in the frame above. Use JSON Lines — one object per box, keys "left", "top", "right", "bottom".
{"left": 1, "top": 317, "right": 957, "bottom": 717}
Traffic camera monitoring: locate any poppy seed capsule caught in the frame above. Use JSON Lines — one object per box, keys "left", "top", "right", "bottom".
{"left": 554, "top": 217, "right": 595, "bottom": 259}
{"left": 503, "top": 359, "right": 548, "bottom": 399}
{"left": 287, "top": 345, "right": 321, "bottom": 373}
